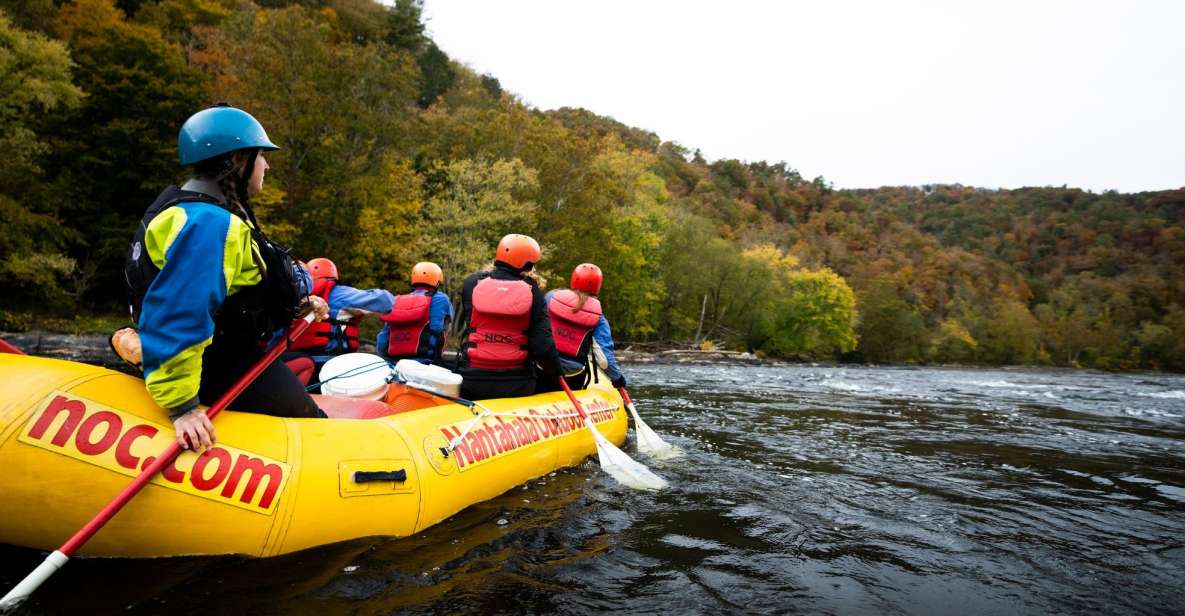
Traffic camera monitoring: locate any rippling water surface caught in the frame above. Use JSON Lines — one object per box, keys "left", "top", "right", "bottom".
{"left": 4, "top": 364, "right": 1185, "bottom": 615}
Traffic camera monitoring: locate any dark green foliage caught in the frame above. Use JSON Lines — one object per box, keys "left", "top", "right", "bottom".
{"left": 480, "top": 73, "right": 502, "bottom": 99}
{"left": 415, "top": 40, "right": 454, "bottom": 108}
{"left": 45, "top": 0, "right": 209, "bottom": 306}
{"left": 3, "top": 0, "right": 57, "bottom": 33}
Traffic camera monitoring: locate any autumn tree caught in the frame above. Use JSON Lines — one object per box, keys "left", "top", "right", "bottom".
{"left": 417, "top": 158, "right": 540, "bottom": 293}
{"left": 47, "top": 0, "right": 208, "bottom": 303}
{"left": 0, "top": 12, "right": 84, "bottom": 313}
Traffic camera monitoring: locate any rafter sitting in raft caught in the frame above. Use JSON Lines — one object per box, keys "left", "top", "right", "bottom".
{"left": 377, "top": 262, "right": 454, "bottom": 366}
{"left": 455, "top": 234, "right": 564, "bottom": 400}
{"left": 537, "top": 263, "right": 628, "bottom": 393}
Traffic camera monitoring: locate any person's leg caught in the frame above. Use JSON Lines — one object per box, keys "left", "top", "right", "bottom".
{"left": 281, "top": 352, "right": 315, "bottom": 386}
{"left": 561, "top": 370, "right": 589, "bottom": 391}
{"left": 534, "top": 364, "right": 564, "bottom": 394}
{"left": 232, "top": 360, "right": 326, "bottom": 418}
{"left": 200, "top": 346, "right": 326, "bottom": 418}
{"left": 461, "top": 376, "right": 536, "bottom": 400}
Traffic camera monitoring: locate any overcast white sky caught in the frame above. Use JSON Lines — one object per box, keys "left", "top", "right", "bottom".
{"left": 421, "top": 0, "right": 1183, "bottom": 193}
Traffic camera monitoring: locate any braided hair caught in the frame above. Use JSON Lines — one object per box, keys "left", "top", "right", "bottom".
{"left": 192, "top": 148, "right": 259, "bottom": 220}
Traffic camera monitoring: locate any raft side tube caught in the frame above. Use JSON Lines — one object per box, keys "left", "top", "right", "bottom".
{"left": 0, "top": 355, "right": 626, "bottom": 557}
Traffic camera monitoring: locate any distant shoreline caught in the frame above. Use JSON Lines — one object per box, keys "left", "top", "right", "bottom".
{"left": 1, "top": 331, "right": 1173, "bottom": 375}
{"left": 1, "top": 331, "right": 785, "bottom": 367}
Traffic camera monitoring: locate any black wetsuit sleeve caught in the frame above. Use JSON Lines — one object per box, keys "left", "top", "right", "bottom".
{"left": 456, "top": 274, "right": 477, "bottom": 337}
{"left": 452, "top": 274, "right": 477, "bottom": 367}
{"left": 528, "top": 284, "right": 562, "bottom": 375}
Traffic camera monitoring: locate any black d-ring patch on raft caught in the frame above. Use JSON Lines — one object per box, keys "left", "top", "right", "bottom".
{"left": 353, "top": 470, "right": 407, "bottom": 483}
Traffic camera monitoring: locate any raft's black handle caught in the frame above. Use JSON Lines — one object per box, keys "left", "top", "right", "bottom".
{"left": 353, "top": 470, "right": 407, "bottom": 483}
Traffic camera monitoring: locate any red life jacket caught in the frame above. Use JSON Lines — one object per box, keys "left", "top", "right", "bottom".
{"left": 548, "top": 289, "right": 602, "bottom": 361}
{"left": 465, "top": 277, "right": 533, "bottom": 371}
{"left": 380, "top": 291, "right": 435, "bottom": 359}
{"left": 289, "top": 279, "right": 360, "bottom": 353}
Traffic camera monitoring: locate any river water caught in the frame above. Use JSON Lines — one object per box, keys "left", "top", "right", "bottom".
{"left": 3, "top": 363, "right": 1184, "bottom": 615}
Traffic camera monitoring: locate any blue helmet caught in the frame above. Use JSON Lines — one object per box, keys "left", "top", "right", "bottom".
{"left": 177, "top": 105, "right": 279, "bottom": 166}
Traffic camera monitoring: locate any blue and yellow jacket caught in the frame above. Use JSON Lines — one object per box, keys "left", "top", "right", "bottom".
{"left": 137, "top": 196, "right": 306, "bottom": 417}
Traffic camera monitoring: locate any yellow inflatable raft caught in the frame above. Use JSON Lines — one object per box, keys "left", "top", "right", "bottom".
{"left": 0, "top": 354, "right": 625, "bottom": 558}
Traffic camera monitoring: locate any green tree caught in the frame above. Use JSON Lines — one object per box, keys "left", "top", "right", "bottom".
{"left": 0, "top": 12, "right": 84, "bottom": 308}
{"left": 203, "top": 5, "right": 419, "bottom": 263}
{"left": 855, "top": 278, "right": 926, "bottom": 363}
{"left": 754, "top": 266, "right": 858, "bottom": 358}
{"left": 135, "top": 0, "right": 230, "bottom": 54}
{"left": 3, "top": 0, "right": 57, "bottom": 33}
{"left": 977, "top": 296, "right": 1044, "bottom": 364}
{"left": 927, "top": 319, "right": 978, "bottom": 362}
{"left": 339, "top": 155, "right": 423, "bottom": 289}
{"left": 418, "top": 158, "right": 540, "bottom": 291}
{"left": 48, "top": 0, "right": 209, "bottom": 303}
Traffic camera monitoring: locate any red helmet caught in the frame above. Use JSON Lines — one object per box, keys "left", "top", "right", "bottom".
{"left": 305, "top": 257, "right": 338, "bottom": 296}
{"left": 495, "top": 234, "right": 542, "bottom": 270}
{"left": 570, "top": 263, "right": 603, "bottom": 295}
{"left": 410, "top": 261, "right": 443, "bottom": 288}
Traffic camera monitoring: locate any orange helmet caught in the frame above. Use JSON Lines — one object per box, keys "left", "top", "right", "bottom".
{"left": 494, "top": 234, "right": 542, "bottom": 270}
{"left": 570, "top": 263, "right": 603, "bottom": 295}
{"left": 305, "top": 257, "right": 338, "bottom": 296}
{"left": 410, "top": 261, "right": 443, "bottom": 288}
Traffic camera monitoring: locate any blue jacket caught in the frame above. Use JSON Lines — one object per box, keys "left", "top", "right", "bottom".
{"left": 377, "top": 288, "right": 453, "bottom": 362}
{"left": 543, "top": 291, "right": 624, "bottom": 382}
{"left": 320, "top": 284, "right": 395, "bottom": 354}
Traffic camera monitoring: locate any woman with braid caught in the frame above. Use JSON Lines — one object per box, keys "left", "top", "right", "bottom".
{"left": 123, "top": 105, "right": 328, "bottom": 452}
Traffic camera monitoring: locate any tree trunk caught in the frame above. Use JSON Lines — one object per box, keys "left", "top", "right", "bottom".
{"left": 694, "top": 294, "right": 708, "bottom": 344}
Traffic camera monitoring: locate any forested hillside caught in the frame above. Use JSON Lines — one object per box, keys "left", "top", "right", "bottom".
{"left": 3, "top": 0, "right": 1183, "bottom": 370}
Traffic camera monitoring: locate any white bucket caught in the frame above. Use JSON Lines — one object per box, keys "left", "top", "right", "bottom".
{"left": 319, "top": 353, "right": 392, "bottom": 400}
{"left": 395, "top": 359, "right": 463, "bottom": 398}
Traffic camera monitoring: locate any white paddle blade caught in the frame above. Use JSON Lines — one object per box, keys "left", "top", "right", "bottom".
{"left": 627, "top": 402, "right": 680, "bottom": 459}
{"left": 1, "top": 550, "right": 68, "bottom": 608}
{"left": 585, "top": 419, "right": 668, "bottom": 490}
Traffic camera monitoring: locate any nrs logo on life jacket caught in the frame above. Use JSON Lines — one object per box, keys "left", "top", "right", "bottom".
{"left": 465, "top": 277, "right": 532, "bottom": 370}
{"left": 380, "top": 292, "right": 434, "bottom": 359}
{"left": 548, "top": 289, "right": 601, "bottom": 361}
{"left": 19, "top": 392, "right": 291, "bottom": 514}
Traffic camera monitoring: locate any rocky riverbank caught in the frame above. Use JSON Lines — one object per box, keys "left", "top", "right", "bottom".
{"left": 615, "top": 347, "right": 782, "bottom": 366}
{"left": 2, "top": 331, "right": 787, "bottom": 369}
{"left": 1, "top": 331, "right": 119, "bottom": 367}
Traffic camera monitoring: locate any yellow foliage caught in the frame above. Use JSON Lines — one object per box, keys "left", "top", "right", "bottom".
{"left": 740, "top": 243, "right": 800, "bottom": 275}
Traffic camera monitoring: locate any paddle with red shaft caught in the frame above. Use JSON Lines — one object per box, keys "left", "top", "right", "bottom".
{"left": 0, "top": 337, "right": 26, "bottom": 355}
{"left": 0, "top": 313, "right": 316, "bottom": 609}
{"left": 618, "top": 387, "right": 677, "bottom": 456}
{"left": 557, "top": 378, "right": 667, "bottom": 490}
